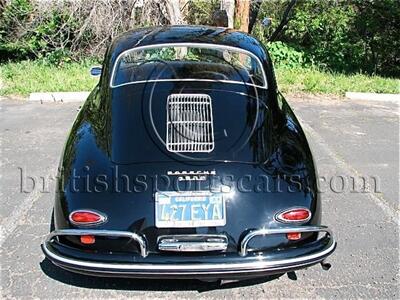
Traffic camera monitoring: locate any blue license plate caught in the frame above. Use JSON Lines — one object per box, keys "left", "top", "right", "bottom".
{"left": 155, "top": 191, "right": 226, "bottom": 228}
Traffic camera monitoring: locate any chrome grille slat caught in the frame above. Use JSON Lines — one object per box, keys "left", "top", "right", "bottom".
{"left": 166, "top": 94, "right": 215, "bottom": 153}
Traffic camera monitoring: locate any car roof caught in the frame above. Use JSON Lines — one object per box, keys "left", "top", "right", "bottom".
{"left": 106, "top": 25, "right": 268, "bottom": 67}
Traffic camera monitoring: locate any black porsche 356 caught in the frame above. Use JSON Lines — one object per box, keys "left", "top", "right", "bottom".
{"left": 41, "top": 26, "right": 336, "bottom": 280}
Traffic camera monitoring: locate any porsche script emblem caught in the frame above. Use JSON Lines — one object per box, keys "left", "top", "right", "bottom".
{"left": 167, "top": 170, "right": 216, "bottom": 181}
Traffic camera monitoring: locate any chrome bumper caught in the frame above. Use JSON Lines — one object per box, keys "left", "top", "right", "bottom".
{"left": 41, "top": 226, "right": 336, "bottom": 279}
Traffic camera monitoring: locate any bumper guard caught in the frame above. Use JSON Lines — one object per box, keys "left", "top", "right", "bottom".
{"left": 41, "top": 225, "right": 336, "bottom": 279}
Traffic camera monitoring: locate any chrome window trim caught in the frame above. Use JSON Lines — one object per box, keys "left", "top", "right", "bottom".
{"left": 240, "top": 225, "right": 332, "bottom": 256}
{"left": 110, "top": 78, "right": 268, "bottom": 90}
{"left": 46, "top": 229, "right": 148, "bottom": 257}
{"left": 109, "top": 42, "right": 268, "bottom": 89}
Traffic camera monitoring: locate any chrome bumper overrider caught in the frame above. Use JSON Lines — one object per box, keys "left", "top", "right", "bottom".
{"left": 240, "top": 226, "right": 332, "bottom": 256}
{"left": 44, "top": 229, "right": 148, "bottom": 257}
{"left": 41, "top": 226, "right": 336, "bottom": 278}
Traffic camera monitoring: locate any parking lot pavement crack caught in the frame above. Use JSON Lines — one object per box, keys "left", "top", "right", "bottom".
{"left": 297, "top": 116, "right": 399, "bottom": 225}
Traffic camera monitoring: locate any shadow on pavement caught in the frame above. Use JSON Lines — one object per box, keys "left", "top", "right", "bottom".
{"left": 40, "top": 258, "right": 283, "bottom": 292}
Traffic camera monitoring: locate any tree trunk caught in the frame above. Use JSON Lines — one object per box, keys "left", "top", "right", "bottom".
{"left": 234, "top": 0, "right": 250, "bottom": 32}
{"left": 165, "top": 0, "right": 185, "bottom": 25}
{"left": 179, "top": 0, "right": 189, "bottom": 23}
{"left": 221, "top": 0, "right": 235, "bottom": 28}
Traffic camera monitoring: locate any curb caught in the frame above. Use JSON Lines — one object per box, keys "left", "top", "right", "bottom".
{"left": 345, "top": 92, "right": 400, "bottom": 103}
{"left": 29, "top": 92, "right": 89, "bottom": 103}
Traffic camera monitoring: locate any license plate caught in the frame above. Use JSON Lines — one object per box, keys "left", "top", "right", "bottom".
{"left": 155, "top": 191, "right": 226, "bottom": 228}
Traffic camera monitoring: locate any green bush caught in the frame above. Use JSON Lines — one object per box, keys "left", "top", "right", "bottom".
{"left": 1, "top": 0, "right": 399, "bottom": 77}
{"left": 0, "top": 0, "right": 34, "bottom": 60}
{"left": 351, "top": 0, "right": 400, "bottom": 77}
{"left": 280, "top": 0, "right": 399, "bottom": 77}
{"left": 266, "top": 41, "right": 306, "bottom": 69}
{"left": 253, "top": 0, "right": 399, "bottom": 77}
{"left": 283, "top": 0, "right": 364, "bottom": 73}
{"left": 186, "top": 0, "right": 220, "bottom": 25}
{"left": 0, "top": 0, "right": 81, "bottom": 64}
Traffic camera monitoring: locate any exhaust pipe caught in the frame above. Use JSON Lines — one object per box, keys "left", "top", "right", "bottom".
{"left": 320, "top": 260, "right": 331, "bottom": 271}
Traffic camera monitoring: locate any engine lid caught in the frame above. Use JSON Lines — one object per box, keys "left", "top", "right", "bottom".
{"left": 109, "top": 81, "right": 272, "bottom": 164}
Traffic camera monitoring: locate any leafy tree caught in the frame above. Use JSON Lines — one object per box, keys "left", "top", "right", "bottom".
{"left": 0, "top": 0, "right": 34, "bottom": 60}
{"left": 1, "top": 0, "right": 398, "bottom": 77}
{"left": 275, "top": 0, "right": 399, "bottom": 76}
{"left": 282, "top": 0, "right": 363, "bottom": 73}
{"left": 352, "top": 0, "right": 400, "bottom": 77}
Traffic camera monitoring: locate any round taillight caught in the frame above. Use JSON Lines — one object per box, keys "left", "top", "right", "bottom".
{"left": 275, "top": 208, "right": 311, "bottom": 223}
{"left": 69, "top": 210, "right": 107, "bottom": 226}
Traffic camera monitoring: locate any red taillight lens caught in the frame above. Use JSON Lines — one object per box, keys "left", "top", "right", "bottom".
{"left": 80, "top": 235, "right": 95, "bottom": 244}
{"left": 276, "top": 208, "right": 311, "bottom": 223}
{"left": 69, "top": 210, "right": 106, "bottom": 225}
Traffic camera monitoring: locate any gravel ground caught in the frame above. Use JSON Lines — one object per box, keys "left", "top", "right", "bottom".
{"left": 0, "top": 95, "right": 398, "bottom": 299}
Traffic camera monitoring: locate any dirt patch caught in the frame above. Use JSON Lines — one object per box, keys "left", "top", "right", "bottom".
{"left": 285, "top": 92, "right": 345, "bottom": 105}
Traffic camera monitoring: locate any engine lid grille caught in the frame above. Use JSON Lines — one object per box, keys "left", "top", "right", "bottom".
{"left": 166, "top": 94, "right": 215, "bottom": 153}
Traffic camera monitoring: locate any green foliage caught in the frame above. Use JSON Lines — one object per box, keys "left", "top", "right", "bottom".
{"left": 283, "top": 1, "right": 363, "bottom": 73}
{"left": 0, "top": 0, "right": 81, "bottom": 64}
{"left": 41, "top": 49, "right": 73, "bottom": 66}
{"left": 251, "top": 1, "right": 289, "bottom": 43}
{"left": 32, "top": 10, "right": 80, "bottom": 56}
{"left": 275, "top": 66, "right": 400, "bottom": 95}
{"left": 145, "top": 47, "right": 177, "bottom": 61}
{"left": 1, "top": 0, "right": 399, "bottom": 78}
{"left": 1, "top": 60, "right": 398, "bottom": 97}
{"left": 266, "top": 41, "right": 306, "bottom": 69}
{"left": 351, "top": 0, "right": 400, "bottom": 77}
{"left": 0, "top": 0, "right": 34, "bottom": 59}
{"left": 186, "top": 0, "right": 220, "bottom": 26}
{"left": 279, "top": 0, "right": 399, "bottom": 77}
{"left": 0, "top": 60, "right": 99, "bottom": 96}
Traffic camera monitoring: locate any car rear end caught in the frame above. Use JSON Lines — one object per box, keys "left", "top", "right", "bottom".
{"left": 42, "top": 38, "right": 336, "bottom": 280}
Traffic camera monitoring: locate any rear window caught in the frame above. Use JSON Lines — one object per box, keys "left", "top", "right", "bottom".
{"left": 111, "top": 44, "right": 267, "bottom": 88}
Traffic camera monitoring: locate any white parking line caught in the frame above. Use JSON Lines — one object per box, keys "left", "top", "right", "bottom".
{"left": 0, "top": 188, "right": 42, "bottom": 246}
{"left": 298, "top": 116, "right": 399, "bottom": 225}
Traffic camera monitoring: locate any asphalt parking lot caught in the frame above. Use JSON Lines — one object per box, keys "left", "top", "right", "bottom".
{"left": 1, "top": 95, "right": 398, "bottom": 299}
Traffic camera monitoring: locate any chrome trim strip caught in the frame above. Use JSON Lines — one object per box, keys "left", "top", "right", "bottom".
{"left": 42, "top": 234, "right": 335, "bottom": 274}
{"left": 240, "top": 225, "right": 332, "bottom": 256}
{"left": 159, "top": 241, "right": 228, "bottom": 252}
{"left": 109, "top": 42, "right": 268, "bottom": 89}
{"left": 274, "top": 207, "right": 312, "bottom": 224}
{"left": 46, "top": 229, "right": 148, "bottom": 257}
{"left": 68, "top": 209, "right": 108, "bottom": 227}
{"left": 158, "top": 234, "right": 228, "bottom": 252}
